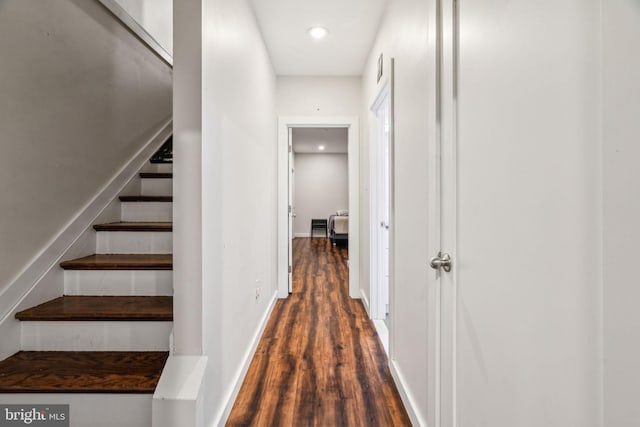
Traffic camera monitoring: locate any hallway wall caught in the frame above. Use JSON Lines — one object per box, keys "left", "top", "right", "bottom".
{"left": 361, "top": 0, "right": 431, "bottom": 423}
{"left": 602, "top": 0, "right": 640, "bottom": 424}
{"left": 276, "top": 76, "right": 361, "bottom": 117}
{"left": 199, "top": 0, "right": 277, "bottom": 424}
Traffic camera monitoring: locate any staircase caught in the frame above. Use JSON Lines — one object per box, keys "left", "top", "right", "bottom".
{"left": 0, "top": 151, "right": 174, "bottom": 427}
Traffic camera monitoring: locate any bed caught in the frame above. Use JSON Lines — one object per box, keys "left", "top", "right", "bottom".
{"left": 328, "top": 213, "right": 349, "bottom": 246}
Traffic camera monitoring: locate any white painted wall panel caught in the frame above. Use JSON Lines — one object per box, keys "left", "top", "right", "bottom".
{"left": 277, "top": 76, "right": 362, "bottom": 116}
{"left": 170, "top": 0, "right": 278, "bottom": 424}
{"left": 602, "top": 1, "right": 640, "bottom": 425}
{"left": 293, "top": 154, "right": 348, "bottom": 237}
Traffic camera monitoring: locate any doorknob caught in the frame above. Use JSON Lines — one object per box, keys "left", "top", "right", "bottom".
{"left": 429, "top": 252, "right": 452, "bottom": 272}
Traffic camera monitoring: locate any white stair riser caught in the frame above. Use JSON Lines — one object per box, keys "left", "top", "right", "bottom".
{"left": 64, "top": 271, "right": 173, "bottom": 296}
{"left": 96, "top": 231, "right": 173, "bottom": 254}
{"left": 0, "top": 394, "right": 151, "bottom": 427}
{"left": 21, "top": 321, "right": 172, "bottom": 351}
{"left": 121, "top": 202, "right": 172, "bottom": 222}
{"left": 141, "top": 178, "right": 173, "bottom": 196}
{"left": 142, "top": 163, "right": 173, "bottom": 173}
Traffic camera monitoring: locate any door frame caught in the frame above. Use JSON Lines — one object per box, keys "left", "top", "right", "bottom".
{"left": 277, "top": 116, "right": 360, "bottom": 299}
{"left": 369, "top": 80, "right": 392, "bottom": 321}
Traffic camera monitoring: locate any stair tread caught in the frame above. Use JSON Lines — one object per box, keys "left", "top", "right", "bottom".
{"left": 61, "top": 254, "right": 172, "bottom": 270}
{"left": 0, "top": 351, "right": 168, "bottom": 393}
{"left": 93, "top": 222, "right": 173, "bottom": 232}
{"left": 16, "top": 296, "right": 173, "bottom": 321}
{"left": 119, "top": 195, "right": 172, "bottom": 202}
{"left": 140, "top": 172, "right": 173, "bottom": 179}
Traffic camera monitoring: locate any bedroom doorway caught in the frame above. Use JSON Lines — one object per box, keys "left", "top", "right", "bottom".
{"left": 277, "top": 117, "right": 360, "bottom": 298}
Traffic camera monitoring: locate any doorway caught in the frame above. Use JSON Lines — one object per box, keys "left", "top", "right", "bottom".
{"left": 370, "top": 81, "right": 392, "bottom": 352}
{"left": 277, "top": 116, "right": 360, "bottom": 298}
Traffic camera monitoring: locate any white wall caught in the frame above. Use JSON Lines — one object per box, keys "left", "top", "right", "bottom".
{"left": 276, "top": 76, "right": 361, "bottom": 116}
{"left": 602, "top": 1, "right": 640, "bottom": 425}
{"left": 293, "top": 154, "right": 348, "bottom": 237}
{"left": 112, "top": 0, "right": 173, "bottom": 55}
{"left": 361, "top": 1, "right": 432, "bottom": 423}
{"left": 174, "top": 0, "right": 278, "bottom": 425}
{"left": 0, "top": 0, "right": 172, "bottom": 313}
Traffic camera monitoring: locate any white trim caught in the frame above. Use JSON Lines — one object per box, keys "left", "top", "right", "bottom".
{"left": 369, "top": 79, "right": 391, "bottom": 321}
{"left": 214, "top": 290, "right": 278, "bottom": 426}
{"left": 360, "top": 288, "right": 371, "bottom": 317}
{"left": 278, "top": 116, "right": 360, "bottom": 299}
{"left": 0, "top": 120, "right": 172, "bottom": 359}
{"left": 372, "top": 319, "right": 389, "bottom": 355}
{"left": 97, "top": 0, "right": 173, "bottom": 66}
{"left": 390, "top": 360, "right": 428, "bottom": 427}
{"left": 153, "top": 355, "right": 208, "bottom": 427}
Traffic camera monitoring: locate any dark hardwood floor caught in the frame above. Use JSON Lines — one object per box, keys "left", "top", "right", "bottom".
{"left": 226, "top": 238, "right": 411, "bottom": 427}
{"left": 0, "top": 351, "right": 168, "bottom": 393}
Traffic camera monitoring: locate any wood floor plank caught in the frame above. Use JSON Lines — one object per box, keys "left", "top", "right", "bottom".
{"left": 93, "top": 222, "right": 173, "bottom": 232}
{"left": 140, "top": 172, "right": 173, "bottom": 179}
{"left": 226, "top": 238, "right": 411, "bottom": 427}
{"left": 119, "top": 195, "right": 172, "bottom": 202}
{"left": 0, "top": 351, "right": 168, "bottom": 393}
{"left": 15, "top": 296, "right": 173, "bottom": 321}
{"left": 60, "top": 254, "right": 172, "bottom": 270}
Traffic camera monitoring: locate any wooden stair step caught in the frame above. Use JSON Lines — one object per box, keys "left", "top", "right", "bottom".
{"left": 15, "top": 296, "right": 173, "bottom": 321}
{"left": 0, "top": 351, "right": 168, "bottom": 393}
{"left": 93, "top": 221, "right": 173, "bottom": 232}
{"left": 119, "top": 195, "right": 172, "bottom": 202}
{"left": 140, "top": 172, "right": 173, "bottom": 179}
{"left": 60, "top": 254, "right": 172, "bottom": 270}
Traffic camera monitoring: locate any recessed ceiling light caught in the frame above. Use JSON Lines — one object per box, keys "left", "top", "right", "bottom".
{"left": 308, "top": 26, "right": 329, "bottom": 39}
{"left": 318, "top": 145, "right": 326, "bottom": 151}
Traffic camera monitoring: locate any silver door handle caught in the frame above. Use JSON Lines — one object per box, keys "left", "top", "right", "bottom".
{"left": 429, "top": 252, "right": 452, "bottom": 272}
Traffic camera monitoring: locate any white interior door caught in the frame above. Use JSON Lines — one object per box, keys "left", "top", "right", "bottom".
{"left": 288, "top": 127, "right": 294, "bottom": 293}
{"left": 437, "top": 0, "right": 601, "bottom": 426}
{"left": 371, "top": 85, "right": 391, "bottom": 321}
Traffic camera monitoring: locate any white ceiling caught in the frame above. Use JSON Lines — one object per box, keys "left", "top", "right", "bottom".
{"left": 292, "top": 128, "right": 347, "bottom": 153}
{"left": 248, "top": 0, "right": 388, "bottom": 76}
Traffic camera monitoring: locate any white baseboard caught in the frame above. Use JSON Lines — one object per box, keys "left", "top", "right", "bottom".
{"left": 0, "top": 120, "right": 172, "bottom": 360}
{"left": 389, "top": 360, "right": 427, "bottom": 427}
{"left": 294, "top": 232, "right": 311, "bottom": 238}
{"left": 360, "top": 288, "right": 371, "bottom": 317}
{"left": 214, "top": 290, "right": 278, "bottom": 427}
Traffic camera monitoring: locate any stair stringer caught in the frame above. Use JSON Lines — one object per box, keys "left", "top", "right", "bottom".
{"left": 0, "top": 120, "right": 173, "bottom": 361}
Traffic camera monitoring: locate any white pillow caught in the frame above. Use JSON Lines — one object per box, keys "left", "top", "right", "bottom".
{"left": 336, "top": 210, "right": 349, "bottom": 216}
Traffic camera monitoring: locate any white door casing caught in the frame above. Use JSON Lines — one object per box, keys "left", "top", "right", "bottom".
{"left": 288, "top": 127, "right": 294, "bottom": 293}
{"left": 370, "top": 81, "right": 392, "bottom": 321}
{"left": 277, "top": 116, "right": 360, "bottom": 299}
